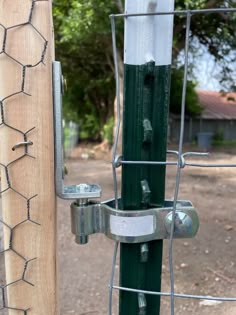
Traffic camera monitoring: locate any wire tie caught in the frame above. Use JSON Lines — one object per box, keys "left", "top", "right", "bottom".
{"left": 12, "top": 141, "right": 33, "bottom": 151}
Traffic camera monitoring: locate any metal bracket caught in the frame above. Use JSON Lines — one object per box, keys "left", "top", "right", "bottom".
{"left": 71, "top": 199, "right": 199, "bottom": 244}
{"left": 53, "top": 61, "right": 101, "bottom": 200}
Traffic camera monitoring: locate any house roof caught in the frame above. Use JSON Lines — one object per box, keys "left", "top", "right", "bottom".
{"left": 198, "top": 90, "right": 236, "bottom": 120}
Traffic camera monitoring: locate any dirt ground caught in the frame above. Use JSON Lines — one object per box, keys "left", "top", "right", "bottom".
{"left": 1, "top": 145, "right": 236, "bottom": 314}
{"left": 58, "top": 145, "right": 236, "bottom": 315}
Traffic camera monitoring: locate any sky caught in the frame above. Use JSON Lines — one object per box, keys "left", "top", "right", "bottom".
{"left": 194, "top": 52, "right": 222, "bottom": 91}
{"left": 177, "top": 42, "right": 236, "bottom": 92}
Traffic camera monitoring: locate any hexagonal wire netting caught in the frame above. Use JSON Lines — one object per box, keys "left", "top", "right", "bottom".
{"left": 0, "top": 1, "right": 48, "bottom": 313}
{"left": 1, "top": 2, "right": 236, "bottom": 315}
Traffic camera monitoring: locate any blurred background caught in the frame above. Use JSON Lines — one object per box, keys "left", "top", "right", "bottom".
{"left": 53, "top": 0, "right": 236, "bottom": 155}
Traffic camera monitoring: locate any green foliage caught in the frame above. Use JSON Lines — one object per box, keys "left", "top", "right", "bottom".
{"left": 212, "top": 139, "right": 236, "bottom": 147}
{"left": 174, "top": 0, "right": 236, "bottom": 91}
{"left": 170, "top": 67, "right": 202, "bottom": 116}
{"left": 213, "top": 129, "right": 224, "bottom": 142}
{"left": 53, "top": 0, "right": 122, "bottom": 141}
{"left": 79, "top": 114, "right": 100, "bottom": 140}
{"left": 53, "top": 0, "right": 236, "bottom": 141}
{"left": 101, "top": 116, "right": 114, "bottom": 145}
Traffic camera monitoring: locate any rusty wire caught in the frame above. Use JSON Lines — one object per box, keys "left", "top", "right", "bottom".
{"left": 0, "top": 0, "right": 48, "bottom": 313}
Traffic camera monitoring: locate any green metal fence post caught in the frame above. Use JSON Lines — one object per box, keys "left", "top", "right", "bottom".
{"left": 120, "top": 1, "right": 175, "bottom": 314}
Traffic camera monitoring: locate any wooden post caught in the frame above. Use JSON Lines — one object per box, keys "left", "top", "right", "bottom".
{"left": 0, "top": 1, "right": 57, "bottom": 314}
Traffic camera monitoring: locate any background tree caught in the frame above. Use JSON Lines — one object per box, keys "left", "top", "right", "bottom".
{"left": 53, "top": 0, "right": 236, "bottom": 143}
{"left": 53, "top": 0, "right": 121, "bottom": 141}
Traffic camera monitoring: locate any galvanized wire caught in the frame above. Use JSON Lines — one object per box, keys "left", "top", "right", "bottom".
{"left": 0, "top": 1, "right": 48, "bottom": 313}
{"left": 112, "top": 285, "right": 236, "bottom": 302}
{"left": 114, "top": 7, "right": 236, "bottom": 17}
{"left": 109, "top": 14, "right": 121, "bottom": 315}
{"left": 168, "top": 11, "right": 192, "bottom": 315}
{"left": 110, "top": 6, "right": 236, "bottom": 315}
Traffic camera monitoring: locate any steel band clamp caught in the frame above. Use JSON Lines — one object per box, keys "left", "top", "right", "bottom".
{"left": 71, "top": 199, "right": 199, "bottom": 244}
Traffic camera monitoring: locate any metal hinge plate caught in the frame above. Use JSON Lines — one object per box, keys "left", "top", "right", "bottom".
{"left": 53, "top": 61, "right": 101, "bottom": 200}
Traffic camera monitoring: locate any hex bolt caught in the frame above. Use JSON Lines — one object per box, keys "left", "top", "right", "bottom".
{"left": 165, "top": 211, "right": 193, "bottom": 237}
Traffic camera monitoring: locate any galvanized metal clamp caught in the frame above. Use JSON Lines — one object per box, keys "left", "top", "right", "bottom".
{"left": 53, "top": 61, "right": 200, "bottom": 245}
{"left": 53, "top": 61, "right": 102, "bottom": 201}
{"left": 71, "top": 199, "right": 199, "bottom": 244}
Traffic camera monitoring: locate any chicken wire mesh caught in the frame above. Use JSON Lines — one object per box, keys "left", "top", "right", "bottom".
{"left": 0, "top": 0, "right": 48, "bottom": 313}
{"left": 1, "top": 2, "right": 236, "bottom": 315}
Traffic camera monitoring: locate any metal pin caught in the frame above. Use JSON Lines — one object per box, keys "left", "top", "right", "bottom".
{"left": 138, "top": 292, "right": 147, "bottom": 315}
{"left": 12, "top": 141, "right": 33, "bottom": 151}
{"left": 76, "top": 198, "right": 89, "bottom": 206}
{"left": 74, "top": 205, "right": 89, "bottom": 245}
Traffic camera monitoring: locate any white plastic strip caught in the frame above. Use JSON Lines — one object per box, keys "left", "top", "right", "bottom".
{"left": 124, "top": 0, "right": 175, "bottom": 66}
{"left": 110, "top": 215, "right": 155, "bottom": 237}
